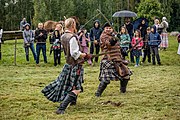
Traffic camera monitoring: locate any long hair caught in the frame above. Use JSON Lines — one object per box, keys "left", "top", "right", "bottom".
{"left": 120, "top": 26, "right": 128, "bottom": 35}
{"left": 134, "top": 29, "right": 141, "bottom": 38}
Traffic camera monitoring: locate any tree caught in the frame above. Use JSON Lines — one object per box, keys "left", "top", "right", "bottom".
{"left": 169, "top": 0, "right": 180, "bottom": 31}
{"left": 136, "top": 0, "right": 164, "bottom": 25}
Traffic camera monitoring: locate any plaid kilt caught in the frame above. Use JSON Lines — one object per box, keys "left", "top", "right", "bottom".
{"left": 160, "top": 33, "right": 168, "bottom": 48}
{"left": 99, "top": 60, "right": 121, "bottom": 83}
{"left": 41, "top": 64, "right": 84, "bottom": 102}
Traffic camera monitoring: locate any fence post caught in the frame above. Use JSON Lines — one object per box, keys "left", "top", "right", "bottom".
{"left": 0, "top": 43, "right": 1, "bottom": 60}
{"left": 14, "top": 37, "right": 17, "bottom": 65}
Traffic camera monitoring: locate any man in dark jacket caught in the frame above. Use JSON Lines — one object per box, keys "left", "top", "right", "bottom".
{"left": 124, "top": 17, "right": 134, "bottom": 63}
{"left": 138, "top": 19, "right": 148, "bottom": 40}
{"left": 89, "top": 20, "right": 102, "bottom": 63}
{"left": 148, "top": 26, "right": 161, "bottom": 65}
{"left": 35, "top": 23, "right": 48, "bottom": 65}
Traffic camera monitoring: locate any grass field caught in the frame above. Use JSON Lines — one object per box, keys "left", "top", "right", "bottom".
{"left": 0, "top": 36, "right": 180, "bottom": 120}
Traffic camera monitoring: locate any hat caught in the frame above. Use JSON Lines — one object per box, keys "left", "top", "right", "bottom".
{"left": 103, "top": 22, "right": 113, "bottom": 29}
{"left": 24, "top": 23, "right": 30, "bottom": 27}
{"left": 162, "top": 17, "right": 167, "bottom": 21}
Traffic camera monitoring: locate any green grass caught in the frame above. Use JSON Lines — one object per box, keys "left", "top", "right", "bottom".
{"left": 0, "top": 36, "right": 180, "bottom": 120}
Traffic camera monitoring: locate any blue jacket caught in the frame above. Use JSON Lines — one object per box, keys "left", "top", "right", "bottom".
{"left": 148, "top": 26, "right": 161, "bottom": 46}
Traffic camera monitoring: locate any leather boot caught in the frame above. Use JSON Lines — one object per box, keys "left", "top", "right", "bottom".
{"left": 70, "top": 97, "right": 77, "bottom": 106}
{"left": 56, "top": 92, "right": 77, "bottom": 114}
{"left": 120, "top": 79, "right": 129, "bottom": 93}
{"left": 95, "top": 81, "right": 107, "bottom": 97}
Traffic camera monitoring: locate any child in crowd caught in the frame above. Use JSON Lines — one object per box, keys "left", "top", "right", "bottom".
{"left": 131, "top": 30, "right": 143, "bottom": 67}
{"left": 141, "top": 27, "right": 151, "bottom": 63}
{"left": 148, "top": 26, "right": 161, "bottom": 65}
{"left": 78, "top": 28, "right": 92, "bottom": 65}
{"left": 118, "top": 26, "right": 130, "bottom": 60}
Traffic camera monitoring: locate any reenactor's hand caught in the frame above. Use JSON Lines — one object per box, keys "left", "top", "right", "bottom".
{"left": 84, "top": 54, "right": 92, "bottom": 59}
{"left": 80, "top": 53, "right": 86, "bottom": 58}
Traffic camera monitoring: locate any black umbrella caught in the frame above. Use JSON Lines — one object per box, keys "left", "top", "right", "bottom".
{"left": 112, "top": 10, "right": 137, "bottom": 17}
{"left": 132, "top": 18, "right": 149, "bottom": 30}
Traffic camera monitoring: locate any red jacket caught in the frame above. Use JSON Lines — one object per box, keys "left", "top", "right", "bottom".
{"left": 131, "top": 37, "right": 143, "bottom": 50}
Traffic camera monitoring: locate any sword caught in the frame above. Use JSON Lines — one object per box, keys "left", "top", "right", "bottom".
{"left": 79, "top": 12, "right": 101, "bottom": 30}
{"left": 79, "top": 50, "right": 129, "bottom": 64}
{"left": 96, "top": 9, "right": 117, "bottom": 33}
{"left": 126, "top": 38, "right": 143, "bottom": 53}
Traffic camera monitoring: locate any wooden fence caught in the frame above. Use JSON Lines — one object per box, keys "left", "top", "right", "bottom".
{"left": 0, "top": 31, "right": 23, "bottom": 64}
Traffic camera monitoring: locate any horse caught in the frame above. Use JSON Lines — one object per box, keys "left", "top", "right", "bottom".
{"left": 44, "top": 20, "right": 64, "bottom": 33}
{"left": 43, "top": 16, "right": 80, "bottom": 33}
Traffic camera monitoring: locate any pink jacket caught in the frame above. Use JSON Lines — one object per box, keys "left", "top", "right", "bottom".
{"left": 79, "top": 35, "right": 90, "bottom": 47}
{"left": 131, "top": 37, "right": 143, "bottom": 50}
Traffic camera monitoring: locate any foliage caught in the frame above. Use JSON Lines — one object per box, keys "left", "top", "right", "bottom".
{"left": 136, "top": 0, "right": 164, "bottom": 26}
{"left": 168, "top": 0, "right": 180, "bottom": 31}
{"left": 0, "top": 36, "right": 180, "bottom": 119}
{"left": 0, "top": 0, "right": 179, "bottom": 31}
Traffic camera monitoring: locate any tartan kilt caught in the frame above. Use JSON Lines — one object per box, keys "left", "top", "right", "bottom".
{"left": 99, "top": 60, "right": 121, "bottom": 83}
{"left": 160, "top": 33, "right": 168, "bottom": 48}
{"left": 41, "top": 64, "right": 84, "bottom": 102}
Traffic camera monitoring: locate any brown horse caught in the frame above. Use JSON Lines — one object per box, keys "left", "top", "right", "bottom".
{"left": 44, "top": 16, "right": 80, "bottom": 32}
{"left": 44, "top": 20, "right": 64, "bottom": 32}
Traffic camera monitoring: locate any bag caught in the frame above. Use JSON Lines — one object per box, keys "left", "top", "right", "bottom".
{"left": 114, "top": 62, "right": 130, "bottom": 77}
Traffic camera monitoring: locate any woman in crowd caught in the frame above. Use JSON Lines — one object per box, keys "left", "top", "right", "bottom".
{"left": 159, "top": 17, "right": 169, "bottom": 50}
{"left": 23, "top": 23, "right": 37, "bottom": 62}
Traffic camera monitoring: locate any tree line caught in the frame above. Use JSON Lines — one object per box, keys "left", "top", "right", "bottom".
{"left": 0, "top": 0, "right": 179, "bottom": 31}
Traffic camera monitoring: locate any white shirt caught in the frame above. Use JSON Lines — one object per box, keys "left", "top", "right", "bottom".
{"left": 69, "top": 36, "right": 82, "bottom": 60}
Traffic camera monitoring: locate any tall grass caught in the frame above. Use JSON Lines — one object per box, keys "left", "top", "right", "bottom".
{"left": 0, "top": 36, "right": 180, "bottom": 120}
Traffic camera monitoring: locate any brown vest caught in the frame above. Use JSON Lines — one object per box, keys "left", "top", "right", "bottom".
{"left": 61, "top": 32, "right": 82, "bottom": 66}
{"left": 100, "top": 31, "right": 123, "bottom": 62}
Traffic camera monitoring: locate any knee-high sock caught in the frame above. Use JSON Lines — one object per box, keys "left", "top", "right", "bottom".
{"left": 136, "top": 57, "right": 140, "bottom": 65}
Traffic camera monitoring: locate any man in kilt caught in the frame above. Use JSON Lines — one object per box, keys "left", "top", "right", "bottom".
{"left": 95, "top": 22, "right": 131, "bottom": 97}
{"left": 42, "top": 18, "right": 87, "bottom": 114}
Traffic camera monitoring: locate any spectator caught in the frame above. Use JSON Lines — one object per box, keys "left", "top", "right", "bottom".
{"left": 35, "top": 23, "right": 48, "bottom": 65}
{"left": 0, "top": 27, "right": 3, "bottom": 43}
{"left": 51, "top": 23, "right": 63, "bottom": 66}
{"left": 124, "top": 17, "right": 134, "bottom": 63}
{"left": 23, "top": 23, "right": 36, "bottom": 62}
{"left": 138, "top": 19, "right": 148, "bottom": 40}
{"left": 0, "top": 27, "right": 3, "bottom": 60}
{"left": 177, "top": 33, "right": 180, "bottom": 55}
{"left": 131, "top": 30, "right": 143, "bottom": 67}
{"left": 141, "top": 27, "right": 151, "bottom": 63}
{"left": 78, "top": 28, "right": 92, "bottom": 65}
{"left": 20, "top": 18, "right": 27, "bottom": 31}
{"left": 117, "top": 26, "right": 130, "bottom": 60}
{"left": 89, "top": 20, "right": 102, "bottom": 64}
{"left": 148, "top": 26, "right": 161, "bottom": 65}
{"left": 159, "top": 17, "right": 169, "bottom": 50}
